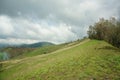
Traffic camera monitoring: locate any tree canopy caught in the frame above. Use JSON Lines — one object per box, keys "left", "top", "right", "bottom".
{"left": 87, "top": 17, "right": 120, "bottom": 48}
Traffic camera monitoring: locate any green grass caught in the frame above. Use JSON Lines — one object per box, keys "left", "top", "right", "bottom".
{"left": 19, "top": 39, "right": 84, "bottom": 58}
{"left": 0, "top": 39, "right": 83, "bottom": 60}
{"left": 0, "top": 39, "right": 120, "bottom": 80}
{"left": 22, "top": 44, "right": 66, "bottom": 57}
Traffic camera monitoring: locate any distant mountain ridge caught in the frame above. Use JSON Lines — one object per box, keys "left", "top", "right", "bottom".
{"left": 19, "top": 42, "right": 54, "bottom": 48}
{"left": 0, "top": 42, "right": 54, "bottom": 48}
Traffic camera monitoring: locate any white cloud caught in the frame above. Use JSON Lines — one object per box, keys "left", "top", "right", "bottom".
{"left": 0, "top": 38, "right": 38, "bottom": 44}
{"left": 0, "top": 0, "right": 119, "bottom": 44}
{"left": 0, "top": 16, "right": 14, "bottom": 35}
{"left": 0, "top": 15, "right": 78, "bottom": 44}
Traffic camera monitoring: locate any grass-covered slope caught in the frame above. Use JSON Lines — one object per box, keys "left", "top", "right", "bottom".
{"left": 21, "top": 39, "right": 83, "bottom": 58}
{"left": 0, "top": 40, "right": 120, "bottom": 80}
{"left": 0, "top": 39, "right": 82, "bottom": 60}
{"left": 0, "top": 42, "right": 54, "bottom": 60}
{"left": 0, "top": 47, "right": 35, "bottom": 59}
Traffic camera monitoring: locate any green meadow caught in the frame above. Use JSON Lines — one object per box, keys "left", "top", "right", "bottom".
{"left": 0, "top": 39, "right": 120, "bottom": 80}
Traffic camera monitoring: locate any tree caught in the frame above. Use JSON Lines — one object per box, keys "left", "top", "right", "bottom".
{"left": 87, "top": 17, "right": 120, "bottom": 48}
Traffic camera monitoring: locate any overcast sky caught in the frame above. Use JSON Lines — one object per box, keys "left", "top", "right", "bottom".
{"left": 0, "top": 0, "right": 120, "bottom": 44}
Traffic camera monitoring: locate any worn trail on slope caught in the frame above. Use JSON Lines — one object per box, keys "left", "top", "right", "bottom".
{"left": 1, "top": 39, "right": 89, "bottom": 64}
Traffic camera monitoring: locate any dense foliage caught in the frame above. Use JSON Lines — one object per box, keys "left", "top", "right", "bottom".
{"left": 88, "top": 17, "right": 120, "bottom": 48}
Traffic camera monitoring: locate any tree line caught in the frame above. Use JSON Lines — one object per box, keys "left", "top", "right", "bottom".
{"left": 87, "top": 17, "right": 120, "bottom": 48}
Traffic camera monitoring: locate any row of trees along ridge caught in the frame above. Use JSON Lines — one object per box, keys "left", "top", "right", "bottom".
{"left": 87, "top": 17, "right": 120, "bottom": 48}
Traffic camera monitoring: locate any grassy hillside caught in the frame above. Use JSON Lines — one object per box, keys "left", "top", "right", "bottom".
{"left": 0, "top": 47, "right": 35, "bottom": 59}
{"left": 0, "top": 42, "right": 54, "bottom": 60}
{"left": 0, "top": 39, "right": 120, "bottom": 80}
{"left": 0, "top": 39, "right": 82, "bottom": 60}
{"left": 20, "top": 39, "right": 83, "bottom": 58}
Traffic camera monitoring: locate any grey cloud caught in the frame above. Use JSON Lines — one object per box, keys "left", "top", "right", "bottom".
{"left": 0, "top": 0, "right": 120, "bottom": 44}
{"left": 0, "top": 15, "right": 78, "bottom": 44}
{"left": 0, "top": 0, "right": 119, "bottom": 25}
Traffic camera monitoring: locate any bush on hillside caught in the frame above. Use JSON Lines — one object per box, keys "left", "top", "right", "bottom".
{"left": 87, "top": 17, "right": 120, "bottom": 48}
